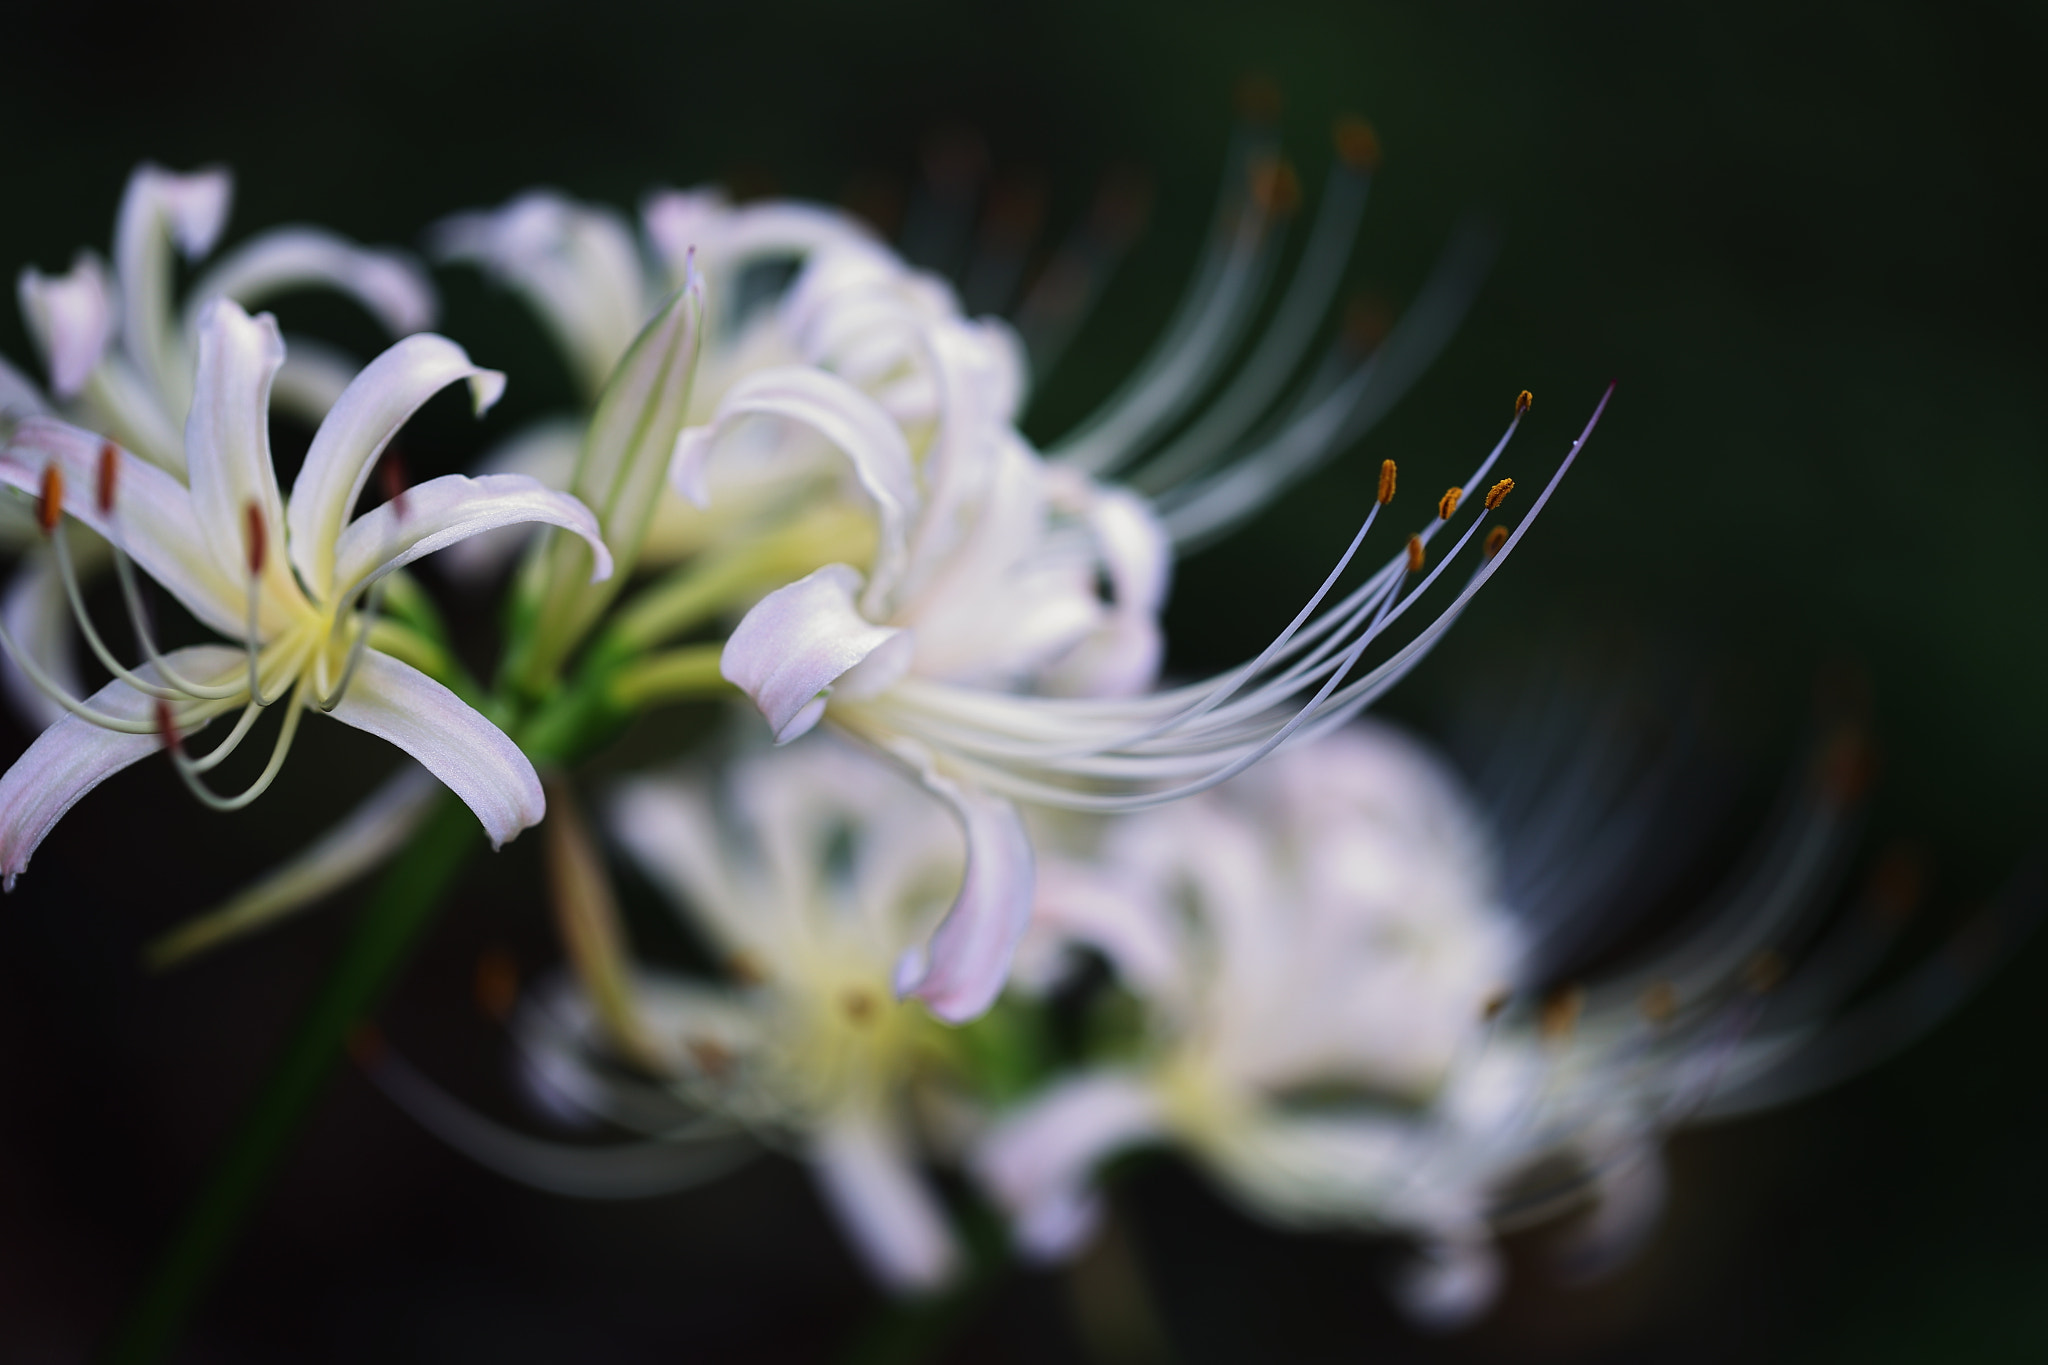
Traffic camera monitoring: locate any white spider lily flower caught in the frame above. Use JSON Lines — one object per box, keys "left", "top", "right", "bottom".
{"left": 975, "top": 724, "right": 1522, "bottom": 1303}
{"left": 433, "top": 188, "right": 881, "bottom": 578}
{"left": 978, "top": 708, "right": 2022, "bottom": 1329}
{"left": 3, "top": 163, "right": 438, "bottom": 730}
{"left": 14, "top": 162, "right": 436, "bottom": 473}
{"left": 0, "top": 298, "right": 614, "bottom": 884}
{"left": 468, "top": 739, "right": 986, "bottom": 1293}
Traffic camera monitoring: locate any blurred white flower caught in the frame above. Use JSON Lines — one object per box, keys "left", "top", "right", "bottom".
{"left": 493, "top": 738, "right": 987, "bottom": 1293}
{"left": 974, "top": 710, "right": 2006, "bottom": 1329}
{"left": 0, "top": 299, "right": 613, "bottom": 883}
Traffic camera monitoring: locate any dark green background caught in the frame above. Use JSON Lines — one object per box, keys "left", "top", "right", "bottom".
{"left": 1, "top": 0, "right": 2043, "bottom": 1359}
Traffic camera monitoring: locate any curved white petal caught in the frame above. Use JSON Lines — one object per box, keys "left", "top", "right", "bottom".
{"left": 17, "top": 254, "right": 114, "bottom": 399}
{"left": 973, "top": 1071, "right": 1165, "bottom": 1261}
{"left": 328, "top": 472, "right": 611, "bottom": 604}
{"left": 0, "top": 418, "right": 243, "bottom": 637}
{"left": 439, "top": 418, "right": 583, "bottom": 583}
{"left": 889, "top": 755, "right": 1036, "bottom": 1024}
{"left": 326, "top": 649, "right": 543, "bottom": 850}
{"left": 115, "top": 164, "right": 232, "bottom": 404}
{"left": 809, "top": 1111, "right": 961, "bottom": 1294}
{"left": 186, "top": 227, "right": 437, "bottom": 338}
{"left": 287, "top": 332, "right": 506, "bottom": 598}
{"left": 1, "top": 548, "right": 81, "bottom": 731}
{"left": 1390, "top": 1228, "right": 1504, "bottom": 1331}
{"left": 672, "top": 365, "right": 917, "bottom": 609}
{"left": 184, "top": 298, "right": 291, "bottom": 599}
{"left": 719, "top": 564, "right": 905, "bottom": 744}
{"left": 0, "top": 645, "right": 239, "bottom": 889}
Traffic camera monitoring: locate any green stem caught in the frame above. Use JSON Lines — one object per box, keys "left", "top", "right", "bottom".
{"left": 100, "top": 795, "right": 479, "bottom": 1365}
{"left": 608, "top": 643, "right": 732, "bottom": 711}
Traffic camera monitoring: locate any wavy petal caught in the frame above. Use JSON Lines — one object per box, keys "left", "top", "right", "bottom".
{"left": 890, "top": 752, "right": 1036, "bottom": 1024}
{"left": 17, "top": 253, "right": 114, "bottom": 399}
{"left": 719, "top": 564, "right": 906, "bottom": 744}
{"left": 114, "top": 164, "right": 232, "bottom": 404}
{"left": 0, "top": 645, "right": 239, "bottom": 888}
{"left": 184, "top": 298, "right": 292, "bottom": 602}
{"left": 809, "top": 1110, "right": 962, "bottom": 1294}
{"left": 287, "top": 333, "right": 505, "bottom": 598}
{"left": 329, "top": 472, "right": 611, "bottom": 604}
{"left": 186, "top": 227, "right": 437, "bottom": 338}
{"left": 326, "top": 650, "right": 543, "bottom": 849}
{"left": 672, "top": 364, "right": 917, "bottom": 610}
{"left": 973, "top": 1071, "right": 1164, "bottom": 1260}
{"left": 0, "top": 417, "right": 243, "bottom": 636}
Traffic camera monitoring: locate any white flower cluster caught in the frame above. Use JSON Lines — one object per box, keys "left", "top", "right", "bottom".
{"left": 6, "top": 135, "right": 1976, "bottom": 1330}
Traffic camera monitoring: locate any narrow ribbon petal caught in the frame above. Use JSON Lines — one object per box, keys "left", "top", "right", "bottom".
{"left": 890, "top": 752, "right": 1036, "bottom": 1024}
{"left": 671, "top": 365, "right": 917, "bottom": 609}
{"left": 0, "top": 418, "right": 244, "bottom": 637}
{"left": 328, "top": 472, "right": 612, "bottom": 604}
{"left": 326, "top": 650, "right": 544, "bottom": 849}
{"left": 973, "top": 1071, "right": 1165, "bottom": 1260}
{"left": 17, "top": 254, "right": 115, "bottom": 399}
{"left": 186, "top": 227, "right": 437, "bottom": 338}
{"left": 0, "top": 645, "right": 239, "bottom": 888}
{"left": 719, "top": 564, "right": 905, "bottom": 744}
{"left": 183, "top": 298, "right": 291, "bottom": 597}
{"left": 1, "top": 547, "right": 82, "bottom": 731}
{"left": 808, "top": 1111, "right": 962, "bottom": 1294}
{"left": 115, "top": 164, "right": 232, "bottom": 404}
{"left": 287, "top": 332, "right": 506, "bottom": 598}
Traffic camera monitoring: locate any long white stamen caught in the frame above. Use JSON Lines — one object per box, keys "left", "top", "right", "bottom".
{"left": 164, "top": 675, "right": 311, "bottom": 812}
{"left": 106, "top": 547, "right": 246, "bottom": 700}
{"left": 314, "top": 581, "right": 388, "bottom": 713}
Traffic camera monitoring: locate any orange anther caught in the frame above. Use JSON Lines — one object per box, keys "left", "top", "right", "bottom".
{"left": 1437, "top": 487, "right": 1462, "bottom": 520}
{"left": 1405, "top": 534, "right": 1425, "bottom": 574}
{"left": 688, "top": 1036, "right": 733, "bottom": 1077}
{"left": 1539, "top": 985, "right": 1585, "bottom": 1040}
{"left": 1235, "top": 73, "right": 1283, "bottom": 125}
{"left": 842, "top": 989, "right": 878, "bottom": 1025}
{"left": 244, "top": 502, "right": 267, "bottom": 578}
{"left": 36, "top": 465, "right": 63, "bottom": 534}
{"left": 1484, "top": 477, "right": 1515, "bottom": 511}
{"left": 1249, "top": 157, "right": 1301, "bottom": 216}
{"left": 1483, "top": 525, "right": 1509, "bottom": 559}
{"left": 96, "top": 442, "right": 119, "bottom": 516}
{"left": 1376, "top": 459, "right": 1397, "bottom": 506}
{"left": 474, "top": 947, "right": 519, "bottom": 1023}
{"left": 1515, "top": 389, "right": 1533, "bottom": 417}
{"left": 1334, "top": 115, "right": 1382, "bottom": 171}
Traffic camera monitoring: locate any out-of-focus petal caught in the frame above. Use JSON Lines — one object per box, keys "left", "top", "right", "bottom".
{"left": 720, "top": 564, "right": 908, "bottom": 744}
{"left": 114, "top": 164, "right": 232, "bottom": 403}
{"left": 1389, "top": 1228, "right": 1504, "bottom": 1332}
{"left": 1, "top": 548, "right": 82, "bottom": 731}
{"left": 0, "top": 355, "right": 48, "bottom": 420}
{"left": 326, "top": 650, "right": 543, "bottom": 850}
{"left": 0, "top": 645, "right": 239, "bottom": 889}
{"left": 286, "top": 332, "right": 504, "bottom": 598}
{"left": 973, "top": 1071, "right": 1165, "bottom": 1260}
{"left": 187, "top": 227, "right": 437, "bottom": 337}
{"left": 17, "top": 254, "right": 115, "bottom": 399}
{"left": 809, "top": 1110, "right": 962, "bottom": 1294}
{"left": 889, "top": 751, "right": 1036, "bottom": 1024}
{"left": 145, "top": 764, "right": 442, "bottom": 968}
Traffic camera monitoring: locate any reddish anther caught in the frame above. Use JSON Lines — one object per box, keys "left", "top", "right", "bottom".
{"left": 244, "top": 502, "right": 267, "bottom": 577}
{"left": 37, "top": 465, "right": 63, "bottom": 534}
{"left": 96, "top": 442, "right": 119, "bottom": 516}
{"left": 153, "top": 699, "right": 181, "bottom": 751}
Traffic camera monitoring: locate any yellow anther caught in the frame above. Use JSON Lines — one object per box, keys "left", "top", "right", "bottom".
{"left": 1333, "top": 115, "right": 1382, "bottom": 171}
{"left": 1484, "top": 477, "right": 1515, "bottom": 511}
{"left": 1405, "top": 534, "right": 1424, "bottom": 574}
{"left": 1483, "top": 525, "right": 1509, "bottom": 559}
{"left": 1376, "top": 459, "right": 1397, "bottom": 506}
{"left": 1515, "top": 389, "right": 1533, "bottom": 417}
{"left": 1437, "top": 487, "right": 1462, "bottom": 520}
